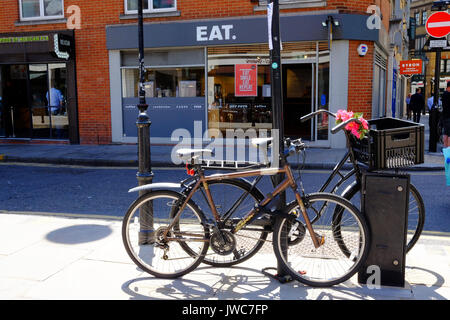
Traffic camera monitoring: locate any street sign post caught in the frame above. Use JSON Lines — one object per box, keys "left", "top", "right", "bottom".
{"left": 425, "top": 10, "right": 450, "bottom": 152}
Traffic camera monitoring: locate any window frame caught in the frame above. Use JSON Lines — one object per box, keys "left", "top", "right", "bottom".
{"left": 124, "top": 0, "right": 177, "bottom": 14}
{"left": 19, "top": 0, "right": 65, "bottom": 21}
{"left": 415, "top": 11, "right": 421, "bottom": 26}
{"left": 422, "top": 10, "right": 427, "bottom": 25}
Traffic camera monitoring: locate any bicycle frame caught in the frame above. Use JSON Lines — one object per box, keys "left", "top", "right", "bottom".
{"left": 165, "top": 163, "right": 324, "bottom": 249}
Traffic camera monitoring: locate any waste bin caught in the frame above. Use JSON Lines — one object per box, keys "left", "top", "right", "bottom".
{"left": 358, "top": 172, "right": 410, "bottom": 288}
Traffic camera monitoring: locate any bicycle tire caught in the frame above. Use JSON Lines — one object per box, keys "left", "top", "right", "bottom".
{"left": 272, "top": 193, "right": 370, "bottom": 287}
{"left": 339, "top": 181, "right": 425, "bottom": 253}
{"left": 122, "top": 190, "right": 209, "bottom": 278}
{"left": 182, "top": 178, "right": 268, "bottom": 267}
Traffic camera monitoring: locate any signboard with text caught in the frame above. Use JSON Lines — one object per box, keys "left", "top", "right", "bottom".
{"left": 400, "top": 60, "right": 423, "bottom": 75}
{"left": 235, "top": 64, "right": 258, "bottom": 97}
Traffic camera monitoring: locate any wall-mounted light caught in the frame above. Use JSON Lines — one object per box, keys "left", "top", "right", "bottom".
{"left": 322, "top": 16, "right": 340, "bottom": 50}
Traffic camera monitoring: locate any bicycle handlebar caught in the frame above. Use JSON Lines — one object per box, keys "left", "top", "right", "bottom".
{"left": 300, "top": 109, "right": 364, "bottom": 135}
{"left": 300, "top": 109, "right": 336, "bottom": 123}
{"left": 330, "top": 118, "right": 363, "bottom": 134}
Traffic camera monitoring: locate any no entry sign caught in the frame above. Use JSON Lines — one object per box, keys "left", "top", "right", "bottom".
{"left": 426, "top": 11, "right": 450, "bottom": 38}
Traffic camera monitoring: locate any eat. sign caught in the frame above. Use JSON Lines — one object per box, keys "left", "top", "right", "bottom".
{"left": 426, "top": 11, "right": 450, "bottom": 38}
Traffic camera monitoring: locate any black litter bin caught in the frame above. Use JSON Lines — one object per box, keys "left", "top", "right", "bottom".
{"left": 357, "top": 172, "right": 410, "bottom": 287}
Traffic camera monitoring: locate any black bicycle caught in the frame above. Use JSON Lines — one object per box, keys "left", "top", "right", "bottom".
{"left": 300, "top": 110, "right": 425, "bottom": 254}
{"left": 173, "top": 110, "right": 425, "bottom": 269}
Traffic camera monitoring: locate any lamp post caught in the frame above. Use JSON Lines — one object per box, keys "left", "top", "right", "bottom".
{"left": 136, "top": 0, "right": 154, "bottom": 244}
{"left": 267, "top": 0, "right": 291, "bottom": 283}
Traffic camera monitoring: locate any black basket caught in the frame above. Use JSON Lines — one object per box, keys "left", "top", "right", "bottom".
{"left": 349, "top": 118, "right": 424, "bottom": 170}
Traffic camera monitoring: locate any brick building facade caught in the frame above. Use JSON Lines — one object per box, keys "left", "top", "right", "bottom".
{"left": 0, "top": 0, "right": 393, "bottom": 148}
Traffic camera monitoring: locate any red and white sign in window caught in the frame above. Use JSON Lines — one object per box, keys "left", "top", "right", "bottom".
{"left": 235, "top": 64, "right": 258, "bottom": 97}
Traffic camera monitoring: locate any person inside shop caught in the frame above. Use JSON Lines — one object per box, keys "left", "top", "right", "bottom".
{"left": 441, "top": 82, "right": 450, "bottom": 148}
{"left": 46, "top": 82, "right": 64, "bottom": 116}
{"left": 410, "top": 88, "right": 425, "bottom": 123}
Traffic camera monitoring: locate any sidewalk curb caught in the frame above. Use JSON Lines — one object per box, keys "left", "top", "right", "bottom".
{"left": 0, "top": 155, "right": 445, "bottom": 171}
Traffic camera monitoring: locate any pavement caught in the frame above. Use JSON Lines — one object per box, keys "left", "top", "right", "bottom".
{"left": 0, "top": 115, "right": 449, "bottom": 301}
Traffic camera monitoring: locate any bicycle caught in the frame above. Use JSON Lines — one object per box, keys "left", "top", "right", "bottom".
{"left": 122, "top": 137, "right": 371, "bottom": 287}
{"left": 177, "top": 110, "right": 424, "bottom": 268}
{"left": 300, "top": 109, "right": 425, "bottom": 253}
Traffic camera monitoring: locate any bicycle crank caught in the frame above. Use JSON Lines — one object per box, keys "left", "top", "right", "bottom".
{"left": 210, "top": 230, "right": 236, "bottom": 255}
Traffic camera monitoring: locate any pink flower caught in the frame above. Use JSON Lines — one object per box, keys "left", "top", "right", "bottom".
{"left": 337, "top": 110, "right": 354, "bottom": 122}
{"left": 360, "top": 117, "right": 369, "bottom": 130}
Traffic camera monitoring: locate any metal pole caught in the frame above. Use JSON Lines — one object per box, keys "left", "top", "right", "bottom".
{"left": 269, "top": 0, "right": 290, "bottom": 282}
{"left": 136, "top": 0, "right": 154, "bottom": 244}
{"left": 429, "top": 48, "right": 441, "bottom": 153}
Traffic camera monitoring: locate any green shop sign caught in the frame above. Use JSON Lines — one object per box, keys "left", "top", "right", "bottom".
{"left": 0, "top": 35, "right": 49, "bottom": 44}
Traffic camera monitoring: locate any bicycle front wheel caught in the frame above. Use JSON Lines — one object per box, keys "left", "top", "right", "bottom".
{"left": 122, "top": 190, "right": 209, "bottom": 279}
{"left": 272, "top": 193, "right": 370, "bottom": 287}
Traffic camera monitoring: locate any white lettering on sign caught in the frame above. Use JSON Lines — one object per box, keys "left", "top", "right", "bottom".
{"left": 196, "top": 25, "right": 236, "bottom": 42}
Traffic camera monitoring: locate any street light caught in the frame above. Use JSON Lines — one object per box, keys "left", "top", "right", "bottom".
{"left": 136, "top": 0, "right": 154, "bottom": 244}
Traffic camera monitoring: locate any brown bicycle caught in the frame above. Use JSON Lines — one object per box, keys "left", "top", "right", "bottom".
{"left": 122, "top": 138, "right": 370, "bottom": 287}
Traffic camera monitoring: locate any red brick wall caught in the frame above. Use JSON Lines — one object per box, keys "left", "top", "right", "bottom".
{"left": 348, "top": 40, "right": 375, "bottom": 118}
{"left": 0, "top": 0, "right": 389, "bottom": 143}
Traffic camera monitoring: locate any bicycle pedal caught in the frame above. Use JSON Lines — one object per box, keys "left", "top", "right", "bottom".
{"left": 315, "top": 233, "right": 325, "bottom": 246}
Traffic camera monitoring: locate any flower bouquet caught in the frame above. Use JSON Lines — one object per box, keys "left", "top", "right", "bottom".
{"left": 335, "top": 109, "right": 369, "bottom": 140}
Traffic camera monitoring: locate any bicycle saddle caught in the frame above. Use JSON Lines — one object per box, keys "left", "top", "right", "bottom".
{"left": 176, "top": 148, "right": 214, "bottom": 161}
{"left": 251, "top": 137, "right": 273, "bottom": 148}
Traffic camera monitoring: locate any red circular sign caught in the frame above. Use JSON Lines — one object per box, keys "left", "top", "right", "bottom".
{"left": 426, "top": 11, "right": 450, "bottom": 38}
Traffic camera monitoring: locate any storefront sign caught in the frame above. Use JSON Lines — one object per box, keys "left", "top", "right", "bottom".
{"left": 51, "top": 33, "right": 73, "bottom": 60}
{"left": 0, "top": 35, "right": 49, "bottom": 44}
{"left": 235, "top": 64, "right": 257, "bottom": 97}
{"left": 399, "top": 60, "right": 422, "bottom": 75}
{"left": 107, "top": 13, "right": 379, "bottom": 50}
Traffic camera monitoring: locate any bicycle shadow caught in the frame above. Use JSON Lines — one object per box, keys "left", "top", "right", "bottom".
{"left": 121, "top": 264, "right": 448, "bottom": 300}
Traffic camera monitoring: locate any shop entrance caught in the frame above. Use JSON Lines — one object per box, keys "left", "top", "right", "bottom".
{"left": 283, "top": 63, "right": 313, "bottom": 139}
{"left": 0, "top": 63, "right": 68, "bottom": 139}
{"left": 282, "top": 61, "right": 330, "bottom": 143}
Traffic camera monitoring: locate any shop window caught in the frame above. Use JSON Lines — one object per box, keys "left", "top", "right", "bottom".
{"left": 258, "top": 0, "right": 326, "bottom": 7}
{"left": 20, "top": 0, "right": 64, "bottom": 20}
{"left": 208, "top": 54, "right": 273, "bottom": 136}
{"left": 125, "top": 0, "right": 176, "bottom": 13}
{"left": 121, "top": 67, "right": 204, "bottom": 98}
{"left": 441, "top": 59, "right": 450, "bottom": 74}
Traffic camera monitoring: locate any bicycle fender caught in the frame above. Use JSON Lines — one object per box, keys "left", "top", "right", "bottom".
{"left": 128, "top": 183, "right": 182, "bottom": 193}
{"left": 340, "top": 181, "right": 358, "bottom": 199}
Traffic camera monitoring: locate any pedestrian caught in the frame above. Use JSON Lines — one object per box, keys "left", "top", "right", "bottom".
{"left": 406, "top": 93, "right": 412, "bottom": 120}
{"left": 46, "top": 83, "right": 64, "bottom": 115}
{"left": 441, "top": 82, "right": 450, "bottom": 148}
{"left": 410, "top": 88, "right": 425, "bottom": 123}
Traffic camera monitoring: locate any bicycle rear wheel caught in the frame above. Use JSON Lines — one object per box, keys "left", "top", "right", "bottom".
{"left": 122, "top": 190, "right": 209, "bottom": 278}
{"left": 186, "top": 179, "right": 268, "bottom": 267}
{"left": 272, "top": 193, "right": 370, "bottom": 287}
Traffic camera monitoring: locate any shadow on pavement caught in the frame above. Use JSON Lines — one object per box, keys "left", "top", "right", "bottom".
{"left": 45, "top": 224, "right": 113, "bottom": 244}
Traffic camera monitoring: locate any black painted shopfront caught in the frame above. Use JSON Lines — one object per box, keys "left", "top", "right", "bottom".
{"left": 0, "top": 30, "right": 78, "bottom": 143}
